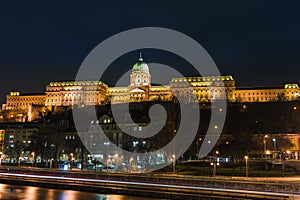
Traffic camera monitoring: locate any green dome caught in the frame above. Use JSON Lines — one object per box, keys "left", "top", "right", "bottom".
{"left": 132, "top": 56, "right": 149, "bottom": 74}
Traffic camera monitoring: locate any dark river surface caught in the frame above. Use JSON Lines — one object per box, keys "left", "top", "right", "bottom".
{"left": 0, "top": 183, "right": 157, "bottom": 200}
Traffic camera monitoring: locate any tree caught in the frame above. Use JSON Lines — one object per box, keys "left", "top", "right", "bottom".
{"left": 5, "top": 141, "right": 27, "bottom": 162}
{"left": 218, "top": 132, "right": 258, "bottom": 169}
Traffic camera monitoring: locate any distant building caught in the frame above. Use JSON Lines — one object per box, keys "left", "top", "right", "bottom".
{"left": 2, "top": 92, "right": 45, "bottom": 110}
{"left": 170, "top": 75, "right": 236, "bottom": 102}
{"left": 2, "top": 55, "right": 300, "bottom": 118}
{"left": 235, "top": 84, "right": 300, "bottom": 103}
{"left": 45, "top": 80, "right": 108, "bottom": 107}
{"left": 0, "top": 123, "right": 38, "bottom": 162}
{"left": 1, "top": 123, "right": 38, "bottom": 149}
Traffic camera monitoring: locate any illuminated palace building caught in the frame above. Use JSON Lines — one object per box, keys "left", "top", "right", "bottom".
{"left": 2, "top": 55, "right": 300, "bottom": 116}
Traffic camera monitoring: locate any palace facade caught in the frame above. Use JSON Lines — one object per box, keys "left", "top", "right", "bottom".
{"left": 2, "top": 55, "right": 300, "bottom": 114}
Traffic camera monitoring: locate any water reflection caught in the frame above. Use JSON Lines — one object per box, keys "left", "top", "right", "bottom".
{"left": 0, "top": 184, "right": 153, "bottom": 200}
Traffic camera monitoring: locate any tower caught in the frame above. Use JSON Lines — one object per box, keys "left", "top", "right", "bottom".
{"left": 130, "top": 53, "right": 151, "bottom": 87}
{"left": 129, "top": 53, "right": 151, "bottom": 102}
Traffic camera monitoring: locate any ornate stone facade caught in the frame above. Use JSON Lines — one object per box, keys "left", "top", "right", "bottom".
{"left": 2, "top": 55, "right": 300, "bottom": 113}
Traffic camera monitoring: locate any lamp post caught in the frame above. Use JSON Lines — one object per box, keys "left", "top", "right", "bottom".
{"left": 273, "top": 138, "right": 276, "bottom": 151}
{"left": 106, "top": 156, "right": 109, "bottom": 174}
{"left": 104, "top": 142, "right": 110, "bottom": 173}
{"left": 173, "top": 129, "right": 176, "bottom": 158}
{"left": 129, "top": 157, "right": 134, "bottom": 173}
{"left": 207, "top": 140, "right": 212, "bottom": 158}
{"left": 244, "top": 156, "right": 249, "bottom": 178}
{"left": 273, "top": 138, "right": 277, "bottom": 159}
{"left": 50, "top": 158, "right": 54, "bottom": 169}
{"left": 263, "top": 135, "right": 268, "bottom": 156}
{"left": 196, "top": 138, "right": 202, "bottom": 159}
{"left": 69, "top": 153, "right": 73, "bottom": 170}
{"left": 172, "top": 154, "right": 176, "bottom": 173}
{"left": 114, "top": 153, "right": 119, "bottom": 172}
{"left": 210, "top": 161, "right": 219, "bottom": 176}
{"left": 31, "top": 152, "right": 35, "bottom": 167}
{"left": 0, "top": 152, "right": 2, "bottom": 167}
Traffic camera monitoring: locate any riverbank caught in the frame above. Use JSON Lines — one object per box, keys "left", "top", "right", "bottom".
{"left": 0, "top": 167, "right": 299, "bottom": 199}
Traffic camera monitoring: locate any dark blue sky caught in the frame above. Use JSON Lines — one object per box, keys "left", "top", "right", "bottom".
{"left": 1, "top": 1, "right": 300, "bottom": 103}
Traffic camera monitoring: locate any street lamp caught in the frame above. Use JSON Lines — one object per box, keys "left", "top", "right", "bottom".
{"left": 129, "top": 157, "right": 134, "bottom": 173}
{"left": 196, "top": 138, "right": 202, "bottom": 159}
{"left": 106, "top": 156, "right": 109, "bottom": 174}
{"left": 172, "top": 129, "right": 176, "bottom": 164}
{"left": 210, "top": 161, "right": 219, "bottom": 176}
{"left": 50, "top": 158, "right": 54, "bottom": 169}
{"left": 31, "top": 152, "right": 35, "bottom": 167}
{"left": 0, "top": 152, "right": 2, "bottom": 167}
{"left": 172, "top": 154, "right": 176, "bottom": 173}
{"left": 244, "top": 156, "right": 249, "bottom": 178}
{"left": 263, "top": 135, "right": 268, "bottom": 155}
{"left": 273, "top": 138, "right": 277, "bottom": 159}
{"left": 69, "top": 153, "right": 73, "bottom": 170}
{"left": 104, "top": 142, "right": 110, "bottom": 173}
{"left": 207, "top": 140, "right": 212, "bottom": 157}
{"left": 272, "top": 138, "right": 276, "bottom": 151}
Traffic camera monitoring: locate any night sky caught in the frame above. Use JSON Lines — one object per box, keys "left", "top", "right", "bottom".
{"left": 1, "top": 1, "right": 300, "bottom": 104}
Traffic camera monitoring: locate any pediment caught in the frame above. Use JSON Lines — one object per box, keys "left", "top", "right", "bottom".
{"left": 130, "top": 88, "right": 146, "bottom": 93}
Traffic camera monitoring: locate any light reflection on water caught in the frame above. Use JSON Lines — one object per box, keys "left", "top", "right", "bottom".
{"left": 0, "top": 184, "right": 154, "bottom": 200}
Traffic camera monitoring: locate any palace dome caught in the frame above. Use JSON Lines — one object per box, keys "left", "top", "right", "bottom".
{"left": 132, "top": 54, "right": 149, "bottom": 74}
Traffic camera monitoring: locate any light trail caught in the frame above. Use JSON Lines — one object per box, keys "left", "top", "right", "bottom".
{"left": 0, "top": 172, "right": 298, "bottom": 199}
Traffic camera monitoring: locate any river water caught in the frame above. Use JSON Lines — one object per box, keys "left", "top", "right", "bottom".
{"left": 0, "top": 183, "right": 156, "bottom": 200}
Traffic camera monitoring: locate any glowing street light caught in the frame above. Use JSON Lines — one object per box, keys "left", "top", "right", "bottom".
{"left": 273, "top": 138, "right": 276, "bottom": 151}
{"left": 0, "top": 152, "right": 2, "bottom": 167}
{"left": 196, "top": 138, "right": 202, "bottom": 159}
{"left": 50, "top": 158, "right": 54, "bottom": 169}
{"left": 210, "top": 161, "right": 219, "bottom": 176}
{"left": 172, "top": 154, "right": 176, "bottom": 173}
{"left": 129, "top": 157, "right": 134, "bottom": 173}
{"left": 106, "top": 156, "right": 109, "bottom": 174}
{"left": 31, "top": 152, "right": 35, "bottom": 167}
{"left": 273, "top": 138, "right": 277, "bottom": 159}
{"left": 69, "top": 153, "right": 73, "bottom": 170}
{"left": 244, "top": 156, "right": 249, "bottom": 178}
{"left": 263, "top": 135, "right": 269, "bottom": 157}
